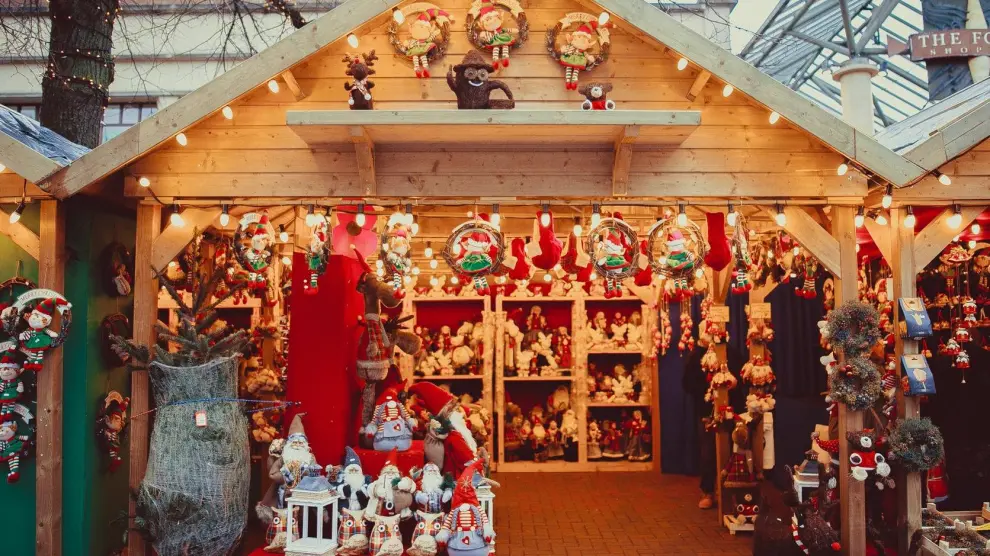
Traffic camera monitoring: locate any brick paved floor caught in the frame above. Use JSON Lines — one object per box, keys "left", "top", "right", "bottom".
{"left": 491, "top": 472, "right": 752, "bottom": 556}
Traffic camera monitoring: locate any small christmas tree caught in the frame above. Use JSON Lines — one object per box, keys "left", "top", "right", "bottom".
{"left": 113, "top": 234, "right": 250, "bottom": 367}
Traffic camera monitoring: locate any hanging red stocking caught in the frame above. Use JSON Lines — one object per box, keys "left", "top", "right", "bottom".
{"left": 704, "top": 212, "right": 731, "bottom": 271}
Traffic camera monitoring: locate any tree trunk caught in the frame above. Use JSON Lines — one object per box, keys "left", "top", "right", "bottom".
{"left": 40, "top": 0, "right": 119, "bottom": 148}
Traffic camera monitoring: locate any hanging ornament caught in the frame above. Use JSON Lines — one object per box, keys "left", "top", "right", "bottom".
{"left": 343, "top": 51, "right": 378, "bottom": 110}
{"left": 560, "top": 231, "right": 592, "bottom": 277}
{"left": 304, "top": 212, "right": 332, "bottom": 295}
{"left": 101, "top": 241, "right": 134, "bottom": 297}
{"left": 0, "top": 341, "right": 26, "bottom": 422}
{"left": 466, "top": 0, "right": 528, "bottom": 70}
{"left": 388, "top": 4, "right": 453, "bottom": 78}
{"left": 380, "top": 223, "right": 412, "bottom": 298}
{"left": 953, "top": 326, "right": 971, "bottom": 344}
{"left": 546, "top": 12, "right": 613, "bottom": 89}
{"left": 96, "top": 391, "right": 129, "bottom": 473}
{"left": 527, "top": 209, "right": 563, "bottom": 271}
{"left": 796, "top": 257, "right": 818, "bottom": 299}
{"left": 587, "top": 215, "right": 639, "bottom": 298}
{"left": 939, "top": 244, "right": 972, "bottom": 267}
{"left": 1, "top": 289, "right": 72, "bottom": 372}
{"left": 0, "top": 402, "right": 32, "bottom": 483}
{"left": 233, "top": 212, "right": 276, "bottom": 297}
{"left": 443, "top": 217, "right": 505, "bottom": 295}
{"left": 677, "top": 309, "right": 694, "bottom": 353}
{"left": 729, "top": 215, "right": 753, "bottom": 294}
{"left": 741, "top": 355, "right": 775, "bottom": 389}
{"left": 700, "top": 344, "right": 719, "bottom": 375}
{"left": 656, "top": 307, "right": 672, "bottom": 356}
{"left": 648, "top": 216, "right": 707, "bottom": 301}
{"left": 504, "top": 237, "right": 531, "bottom": 282}
{"left": 703, "top": 212, "right": 731, "bottom": 271}
{"left": 99, "top": 313, "right": 132, "bottom": 367}
{"left": 961, "top": 296, "right": 978, "bottom": 327}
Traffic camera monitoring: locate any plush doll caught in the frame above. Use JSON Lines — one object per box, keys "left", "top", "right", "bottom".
{"left": 530, "top": 410, "right": 548, "bottom": 462}
{"left": 336, "top": 507, "right": 369, "bottom": 556}
{"left": 17, "top": 297, "right": 70, "bottom": 371}
{"left": 546, "top": 420, "right": 564, "bottom": 459}
{"left": 551, "top": 18, "right": 612, "bottom": 90}
{"left": 368, "top": 514, "right": 404, "bottom": 556}
{"left": 527, "top": 209, "right": 563, "bottom": 270}
{"left": 578, "top": 82, "right": 615, "bottom": 110}
{"left": 0, "top": 417, "right": 30, "bottom": 483}
{"left": 413, "top": 462, "right": 453, "bottom": 514}
{"left": 467, "top": 0, "right": 525, "bottom": 69}
{"left": 343, "top": 51, "right": 378, "bottom": 110}
{"left": 560, "top": 408, "right": 578, "bottom": 444}
{"left": 408, "top": 510, "right": 445, "bottom": 556}
{"left": 587, "top": 419, "right": 603, "bottom": 460}
{"left": 704, "top": 212, "right": 732, "bottom": 271}
{"left": 602, "top": 419, "right": 624, "bottom": 459}
{"left": 595, "top": 229, "right": 634, "bottom": 298}
{"left": 625, "top": 409, "right": 650, "bottom": 461}
{"left": 610, "top": 312, "right": 628, "bottom": 347}
{"left": 554, "top": 326, "right": 572, "bottom": 368}
{"left": 730, "top": 493, "right": 759, "bottom": 526}
{"left": 436, "top": 461, "right": 494, "bottom": 556}
{"left": 398, "top": 8, "right": 452, "bottom": 78}
{"left": 97, "top": 392, "right": 130, "bottom": 473}
{"left": 447, "top": 50, "right": 515, "bottom": 109}
{"left": 846, "top": 430, "right": 893, "bottom": 490}
{"left": 612, "top": 364, "right": 635, "bottom": 402}
{"left": 275, "top": 414, "right": 323, "bottom": 500}
{"left": 365, "top": 388, "right": 417, "bottom": 452}
{"left": 722, "top": 418, "right": 755, "bottom": 483}
{"left": 263, "top": 506, "right": 300, "bottom": 553}
{"left": 251, "top": 412, "right": 279, "bottom": 444}
{"left": 409, "top": 382, "right": 480, "bottom": 477}
{"left": 366, "top": 450, "right": 417, "bottom": 520}
{"left": 0, "top": 346, "right": 25, "bottom": 419}
{"left": 525, "top": 306, "right": 547, "bottom": 332}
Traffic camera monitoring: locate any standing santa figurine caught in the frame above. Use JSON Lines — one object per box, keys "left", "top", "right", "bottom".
{"left": 19, "top": 297, "right": 70, "bottom": 371}
{"left": 336, "top": 447, "right": 371, "bottom": 556}
{"left": 366, "top": 449, "right": 417, "bottom": 520}
{"left": 414, "top": 462, "right": 453, "bottom": 514}
{"left": 409, "top": 381, "right": 480, "bottom": 476}
{"left": 276, "top": 413, "right": 322, "bottom": 504}
{"left": 436, "top": 460, "right": 494, "bottom": 556}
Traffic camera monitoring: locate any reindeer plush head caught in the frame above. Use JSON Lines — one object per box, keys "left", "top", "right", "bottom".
{"left": 344, "top": 50, "right": 378, "bottom": 81}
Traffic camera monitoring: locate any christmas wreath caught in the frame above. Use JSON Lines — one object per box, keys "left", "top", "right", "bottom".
{"left": 442, "top": 218, "right": 505, "bottom": 295}
{"left": 647, "top": 217, "right": 707, "bottom": 299}
{"left": 465, "top": 0, "right": 529, "bottom": 63}
{"left": 545, "top": 12, "right": 612, "bottom": 89}
{"left": 823, "top": 301, "right": 882, "bottom": 357}
{"left": 387, "top": 3, "right": 453, "bottom": 78}
{"left": 888, "top": 417, "right": 944, "bottom": 473}
{"left": 587, "top": 216, "right": 639, "bottom": 298}
{"left": 828, "top": 355, "right": 882, "bottom": 411}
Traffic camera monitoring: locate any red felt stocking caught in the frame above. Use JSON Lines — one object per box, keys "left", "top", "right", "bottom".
{"left": 634, "top": 239, "right": 653, "bottom": 287}
{"left": 704, "top": 212, "right": 731, "bottom": 271}
{"left": 506, "top": 237, "right": 532, "bottom": 281}
{"left": 529, "top": 210, "right": 563, "bottom": 271}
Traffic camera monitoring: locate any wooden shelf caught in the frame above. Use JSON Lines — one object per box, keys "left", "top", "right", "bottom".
{"left": 496, "top": 460, "right": 654, "bottom": 473}
{"left": 413, "top": 375, "right": 483, "bottom": 381}
{"left": 586, "top": 402, "right": 651, "bottom": 408}
{"left": 503, "top": 375, "right": 574, "bottom": 382}
{"left": 587, "top": 348, "right": 645, "bottom": 355}
{"left": 412, "top": 295, "right": 487, "bottom": 303}
{"left": 583, "top": 296, "right": 642, "bottom": 301}
{"left": 723, "top": 516, "right": 755, "bottom": 535}
{"left": 501, "top": 296, "right": 577, "bottom": 302}
{"left": 286, "top": 110, "right": 701, "bottom": 149}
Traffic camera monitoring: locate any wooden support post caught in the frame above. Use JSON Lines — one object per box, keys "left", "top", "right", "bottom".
{"left": 350, "top": 126, "right": 377, "bottom": 196}
{"left": 912, "top": 205, "right": 986, "bottom": 274}
{"left": 280, "top": 70, "right": 306, "bottom": 101}
{"left": 0, "top": 207, "right": 41, "bottom": 260}
{"left": 36, "top": 200, "right": 65, "bottom": 555}
{"left": 129, "top": 204, "right": 161, "bottom": 556}
{"left": 611, "top": 125, "right": 639, "bottom": 197}
{"left": 891, "top": 207, "right": 921, "bottom": 554}
{"left": 686, "top": 70, "right": 712, "bottom": 101}
{"left": 766, "top": 206, "right": 842, "bottom": 279}
{"left": 832, "top": 206, "right": 866, "bottom": 556}
{"left": 863, "top": 215, "right": 892, "bottom": 264}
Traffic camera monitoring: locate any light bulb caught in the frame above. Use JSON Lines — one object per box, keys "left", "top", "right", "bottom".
{"left": 676, "top": 204, "right": 688, "bottom": 226}
{"left": 451, "top": 276, "right": 459, "bottom": 285}
{"left": 138, "top": 176, "right": 151, "bottom": 187}
{"left": 8, "top": 200, "right": 24, "bottom": 224}
{"left": 598, "top": 12, "right": 610, "bottom": 25}
{"left": 774, "top": 205, "right": 786, "bottom": 227}
{"left": 768, "top": 111, "right": 780, "bottom": 125}
{"left": 544, "top": 273, "right": 552, "bottom": 282}
{"left": 490, "top": 212, "right": 500, "bottom": 228}
{"left": 430, "top": 259, "right": 438, "bottom": 269}
{"left": 856, "top": 244, "right": 861, "bottom": 253}
{"left": 376, "top": 259, "right": 384, "bottom": 269}
{"left": 766, "top": 251, "right": 774, "bottom": 261}
{"left": 591, "top": 213, "right": 601, "bottom": 228}
{"left": 170, "top": 206, "right": 185, "bottom": 227}
{"left": 498, "top": 276, "right": 506, "bottom": 284}
{"left": 589, "top": 272, "right": 597, "bottom": 281}
{"left": 282, "top": 255, "right": 292, "bottom": 266}
{"left": 947, "top": 205, "right": 962, "bottom": 229}
{"left": 0, "top": 163, "right": 6, "bottom": 172}
{"left": 267, "top": 79, "right": 280, "bottom": 93}
{"left": 279, "top": 226, "right": 289, "bottom": 243}
{"left": 969, "top": 240, "right": 977, "bottom": 249}
{"left": 881, "top": 184, "right": 893, "bottom": 209}
{"left": 219, "top": 206, "right": 230, "bottom": 227}
{"left": 347, "top": 34, "right": 360, "bottom": 48}
{"left": 221, "top": 106, "right": 233, "bottom": 119}
{"left": 403, "top": 275, "right": 413, "bottom": 285}
{"left": 574, "top": 223, "right": 583, "bottom": 237}
{"left": 837, "top": 161, "right": 848, "bottom": 176}
{"left": 424, "top": 245, "right": 433, "bottom": 258}
{"left": 410, "top": 222, "right": 419, "bottom": 235}
{"left": 722, "top": 84, "right": 734, "bottom": 97}
{"left": 467, "top": 210, "right": 474, "bottom": 218}
{"left": 392, "top": 9, "right": 405, "bottom": 24}
{"left": 412, "top": 266, "right": 421, "bottom": 276}
{"left": 875, "top": 213, "right": 888, "bottom": 226}
{"left": 972, "top": 223, "right": 982, "bottom": 235}
{"left": 540, "top": 208, "right": 551, "bottom": 227}
{"left": 356, "top": 204, "right": 366, "bottom": 227}
{"left": 727, "top": 203, "right": 738, "bottom": 227}
{"left": 954, "top": 235, "right": 960, "bottom": 242}
{"left": 430, "top": 277, "right": 439, "bottom": 286}
{"left": 695, "top": 267, "right": 705, "bottom": 279}
{"left": 854, "top": 207, "right": 864, "bottom": 228}
{"left": 377, "top": 268, "right": 385, "bottom": 278}
{"left": 792, "top": 246, "right": 800, "bottom": 256}
{"left": 175, "top": 132, "right": 188, "bottom": 146}
{"left": 677, "top": 57, "right": 688, "bottom": 71}
{"left": 936, "top": 171, "right": 951, "bottom": 186}
{"left": 168, "top": 261, "right": 177, "bottom": 269}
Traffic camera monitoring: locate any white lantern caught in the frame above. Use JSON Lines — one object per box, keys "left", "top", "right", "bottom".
{"left": 285, "top": 476, "right": 340, "bottom": 556}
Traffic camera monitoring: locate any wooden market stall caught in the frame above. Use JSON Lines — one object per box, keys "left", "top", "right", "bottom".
{"left": 13, "top": 0, "right": 990, "bottom": 554}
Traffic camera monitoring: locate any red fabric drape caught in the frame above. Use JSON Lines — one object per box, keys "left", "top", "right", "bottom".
{"left": 286, "top": 253, "right": 364, "bottom": 466}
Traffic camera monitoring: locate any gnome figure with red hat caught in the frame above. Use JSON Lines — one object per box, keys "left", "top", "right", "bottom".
{"left": 365, "top": 386, "right": 417, "bottom": 452}
{"left": 437, "top": 460, "right": 494, "bottom": 556}
{"left": 410, "top": 381, "right": 480, "bottom": 476}
{"left": 0, "top": 342, "right": 25, "bottom": 418}
{"left": 19, "top": 297, "right": 70, "bottom": 372}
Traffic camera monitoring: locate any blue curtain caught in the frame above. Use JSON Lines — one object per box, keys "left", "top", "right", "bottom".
{"left": 766, "top": 280, "right": 828, "bottom": 397}
{"left": 658, "top": 296, "right": 703, "bottom": 475}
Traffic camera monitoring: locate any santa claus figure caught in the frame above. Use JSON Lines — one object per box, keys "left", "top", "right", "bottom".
{"left": 365, "top": 387, "right": 417, "bottom": 452}
{"left": 276, "top": 413, "right": 321, "bottom": 504}
{"left": 409, "top": 382, "right": 480, "bottom": 476}
{"left": 0, "top": 417, "right": 30, "bottom": 483}
{"left": 338, "top": 446, "right": 371, "bottom": 512}
{"left": 19, "top": 297, "right": 69, "bottom": 371}
{"left": 437, "top": 461, "right": 494, "bottom": 556}
{"left": 366, "top": 449, "right": 417, "bottom": 520}
{"left": 0, "top": 345, "right": 25, "bottom": 418}
{"left": 414, "top": 462, "right": 453, "bottom": 514}
{"left": 243, "top": 216, "right": 273, "bottom": 291}
{"left": 98, "top": 393, "right": 129, "bottom": 473}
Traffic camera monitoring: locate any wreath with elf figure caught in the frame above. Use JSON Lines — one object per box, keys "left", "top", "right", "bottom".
{"left": 233, "top": 212, "right": 276, "bottom": 298}
{"left": 587, "top": 217, "right": 638, "bottom": 298}
{"left": 443, "top": 219, "right": 505, "bottom": 296}
{"left": 388, "top": 2, "right": 453, "bottom": 78}
{"left": 1, "top": 288, "right": 72, "bottom": 372}
{"left": 647, "top": 217, "right": 708, "bottom": 300}
{"left": 545, "top": 12, "right": 613, "bottom": 89}
{"left": 729, "top": 216, "right": 754, "bottom": 294}
{"left": 465, "top": 0, "right": 529, "bottom": 69}
{"left": 303, "top": 212, "right": 332, "bottom": 296}
{"left": 380, "top": 223, "right": 413, "bottom": 294}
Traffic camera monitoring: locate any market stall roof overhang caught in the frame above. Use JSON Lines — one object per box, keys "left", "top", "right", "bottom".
{"left": 35, "top": 0, "right": 936, "bottom": 201}
{"left": 0, "top": 105, "right": 89, "bottom": 201}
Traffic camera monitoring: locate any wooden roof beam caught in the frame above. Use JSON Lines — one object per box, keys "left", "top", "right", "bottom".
{"left": 913, "top": 205, "right": 986, "bottom": 273}
{"left": 0, "top": 132, "right": 63, "bottom": 184}
{"left": 685, "top": 70, "right": 712, "bottom": 102}
{"left": 863, "top": 216, "right": 892, "bottom": 264}
{"left": 0, "top": 207, "right": 41, "bottom": 260}
{"left": 280, "top": 70, "right": 306, "bottom": 101}
{"left": 351, "top": 126, "right": 377, "bottom": 196}
{"left": 151, "top": 208, "right": 222, "bottom": 271}
{"left": 763, "top": 205, "right": 842, "bottom": 278}
{"left": 612, "top": 125, "right": 639, "bottom": 197}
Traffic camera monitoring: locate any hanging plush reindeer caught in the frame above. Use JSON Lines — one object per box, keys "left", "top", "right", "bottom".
{"left": 344, "top": 50, "right": 379, "bottom": 110}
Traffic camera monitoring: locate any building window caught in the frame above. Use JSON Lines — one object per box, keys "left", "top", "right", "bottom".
{"left": 8, "top": 104, "right": 40, "bottom": 121}
{"left": 102, "top": 103, "right": 157, "bottom": 142}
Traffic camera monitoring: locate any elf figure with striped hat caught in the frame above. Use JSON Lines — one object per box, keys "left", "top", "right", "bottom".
{"left": 559, "top": 20, "right": 605, "bottom": 89}
{"left": 454, "top": 230, "right": 496, "bottom": 295}
{"left": 243, "top": 215, "right": 273, "bottom": 292}
{"left": 400, "top": 9, "right": 452, "bottom": 78}
{"left": 474, "top": 0, "right": 518, "bottom": 69}
{"left": 436, "top": 460, "right": 493, "bottom": 556}
{"left": 19, "top": 297, "right": 70, "bottom": 371}
{"left": 0, "top": 343, "right": 25, "bottom": 419}
{"left": 0, "top": 417, "right": 30, "bottom": 483}
{"left": 596, "top": 230, "right": 631, "bottom": 298}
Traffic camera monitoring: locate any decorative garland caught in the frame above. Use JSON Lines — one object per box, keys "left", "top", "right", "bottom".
{"left": 888, "top": 417, "right": 945, "bottom": 473}
{"left": 828, "top": 356, "right": 882, "bottom": 411}
{"left": 443, "top": 218, "right": 506, "bottom": 296}
{"left": 822, "top": 301, "right": 882, "bottom": 357}
{"left": 388, "top": 3, "right": 453, "bottom": 78}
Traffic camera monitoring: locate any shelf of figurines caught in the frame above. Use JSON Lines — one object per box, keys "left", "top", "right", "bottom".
{"left": 919, "top": 503, "right": 990, "bottom": 555}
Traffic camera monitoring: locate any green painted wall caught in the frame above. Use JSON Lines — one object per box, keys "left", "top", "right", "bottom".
{"left": 0, "top": 203, "right": 40, "bottom": 556}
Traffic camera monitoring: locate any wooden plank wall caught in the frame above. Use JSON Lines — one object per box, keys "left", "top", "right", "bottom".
{"left": 125, "top": 0, "right": 849, "bottom": 200}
